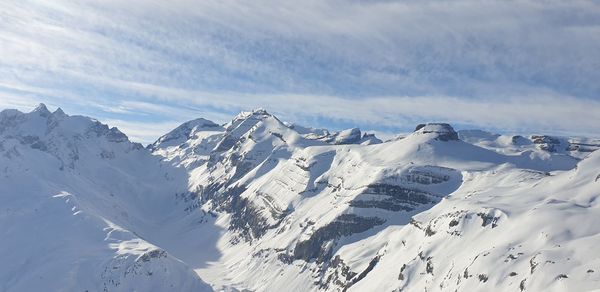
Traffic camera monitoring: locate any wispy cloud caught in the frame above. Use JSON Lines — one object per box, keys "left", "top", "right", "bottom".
{"left": 0, "top": 0, "right": 599, "bottom": 143}
{"left": 6, "top": 82, "right": 600, "bottom": 144}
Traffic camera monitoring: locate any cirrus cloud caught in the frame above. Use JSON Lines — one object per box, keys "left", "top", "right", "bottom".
{"left": 0, "top": 0, "right": 599, "bottom": 143}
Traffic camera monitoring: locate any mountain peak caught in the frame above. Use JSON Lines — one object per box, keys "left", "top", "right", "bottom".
{"left": 53, "top": 107, "right": 66, "bottom": 116}
{"left": 413, "top": 123, "right": 458, "bottom": 141}
{"left": 32, "top": 103, "right": 51, "bottom": 116}
{"left": 251, "top": 108, "right": 269, "bottom": 115}
{"left": 149, "top": 117, "right": 224, "bottom": 150}
{"left": 225, "top": 108, "right": 280, "bottom": 132}
{"left": 233, "top": 108, "right": 273, "bottom": 121}
{"left": 180, "top": 117, "right": 221, "bottom": 129}
{"left": 332, "top": 127, "right": 362, "bottom": 145}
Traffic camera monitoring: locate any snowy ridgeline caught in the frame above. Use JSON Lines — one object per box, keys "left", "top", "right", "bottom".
{"left": 1, "top": 104, "right": 600, "bottom": 292}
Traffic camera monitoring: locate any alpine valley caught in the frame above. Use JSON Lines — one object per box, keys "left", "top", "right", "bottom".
{"left": 1, "top": 104, "right": 600, "bottom": 292}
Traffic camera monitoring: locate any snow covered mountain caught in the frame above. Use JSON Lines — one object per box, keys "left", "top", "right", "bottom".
{"left": 1, "top": 104, "right": 600, "bottom": 291}
{"left": 0, "top": 104, "right": 211, "bottom": 291}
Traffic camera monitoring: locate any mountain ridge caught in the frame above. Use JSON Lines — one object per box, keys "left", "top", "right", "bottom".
{"left": 1, "top": 103, "right": 599, "bottom": 292}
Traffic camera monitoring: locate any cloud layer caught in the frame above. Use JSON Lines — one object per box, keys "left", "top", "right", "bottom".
{"left": 1, "top": 0, "right": 599, "bottom": 143}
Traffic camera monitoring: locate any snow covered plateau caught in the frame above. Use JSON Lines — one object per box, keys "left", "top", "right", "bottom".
{"left": 1, "top": 104, "right": 600, "bottom": 292}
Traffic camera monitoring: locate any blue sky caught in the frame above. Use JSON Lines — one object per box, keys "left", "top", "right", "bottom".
{"left": 1, "top": 0, "right": 599, "bottom": 143}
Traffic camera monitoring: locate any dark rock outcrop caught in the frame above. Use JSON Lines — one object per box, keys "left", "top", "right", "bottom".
{"left": 350, "top": 184, "right": 435, "bottom": 212}
{"left": 414, "top": 123, "right": 459, "bottom": 141}
{"left": 531, "top": 135, "right": 561, "bottom": 152}
{"left": 293, "top": 214, "right": 385, "bottom": 262}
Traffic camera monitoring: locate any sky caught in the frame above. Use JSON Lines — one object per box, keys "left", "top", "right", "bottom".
{"left": 1, "top": 0, "right": 599, "bottom": 144}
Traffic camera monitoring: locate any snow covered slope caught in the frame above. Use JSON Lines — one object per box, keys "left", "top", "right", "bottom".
{"left": 149, "top": 112, "right": 599, "bottom": 292}
{"left": 349, "top": 138, "right": 600, "bottom": 292}
{"left": 1, "top": 105, "right": 599, "bottom": 292}
{"left": 0, "top": 104, "right": 211, "bottom": 291}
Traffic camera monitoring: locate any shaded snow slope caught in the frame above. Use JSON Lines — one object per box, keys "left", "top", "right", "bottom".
{"left": 0, "top": 104, "right": 211, "bottom": 291}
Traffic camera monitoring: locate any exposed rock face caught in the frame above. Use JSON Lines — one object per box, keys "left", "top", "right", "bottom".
{"left": 279, "top": 165, "right": 462, "bottom": 288}
{"left": 293, "top": 214, "right": 385, "bottom": 262}
{"left": 530, "top": 135, "right": 600, "bottom": 154}
{"left": 531, "top": 135, "right": 562, "bottom": 152}
{"left": 223, "top": 186, "right": 276, "bottom": 241}
{"left": 87, "top": 121, "right": 130, "bottom": 143}
{"left": 414, "top": 123, "right": 459, "bottom": 141}
{"left": 350, "top": 184, "right": 437, "bottom": 212}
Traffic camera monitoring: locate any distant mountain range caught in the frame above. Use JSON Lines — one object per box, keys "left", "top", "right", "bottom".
{"left": 1, "top": 104, "right": 599, "bottom": 291}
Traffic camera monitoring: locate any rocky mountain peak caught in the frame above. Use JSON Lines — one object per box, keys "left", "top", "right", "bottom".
{"left": 333, "top": 128, "right": 362, "bottom": 144}
{"left": 149, "top": 118, "right": 223, "bottom": 151}
{"left": 413, "top": 123, "right": 459, "bottom": 141}
{"left": 13, "top": 106, "right": 136, "bottom": 144}
{"left": 53, "top": 107, "right": 66, "bottom": 116}
{"left": 250, "top": 108, "right": 269, "bottom": 115}
{"left": 224, "top": 108, "right": 284, "bottom": 136}
{"left": 32, "top": 103, "right": 51, "bottom": 117}
{"left": 232, "top": 108, "right": 272, "bottom": 122}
